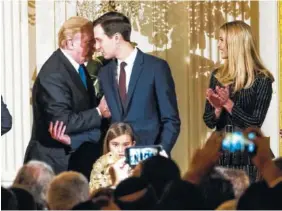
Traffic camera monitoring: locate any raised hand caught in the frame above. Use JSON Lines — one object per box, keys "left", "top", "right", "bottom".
{"left": 49, "top": 121, "right": 71, "bottom": 145}
{"left": 183, "top": 131, "right": 223, "bottom": 184}
{"left": 109, "top": 157, "right": 131, "bottom": 186}
{"left": 243, "top": 127, "right": 281, "bottom": 186}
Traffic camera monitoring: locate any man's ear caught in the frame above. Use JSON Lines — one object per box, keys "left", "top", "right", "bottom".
{"left": 114, "top": 33, "right": 122, "bottom": 42}
{"left": 132, "top": 141, "right": 136, "bottom": 146}
{"left": 65, "top": 39, "right": 74, "bottom": 50}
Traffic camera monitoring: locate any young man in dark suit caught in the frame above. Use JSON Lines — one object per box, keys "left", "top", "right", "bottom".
{"left": 93, "top": 12, "right": 181, "bottom": 154}
{"left": 24, "top": 17, "right": 110, "bottom": 176}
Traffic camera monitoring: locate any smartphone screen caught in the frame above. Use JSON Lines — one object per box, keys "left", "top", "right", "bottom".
{"left": 221, "top": 131, "right": 257, "bottom": 154}
{"left": 125, "top": 145, "right": 163, "bottom": 167}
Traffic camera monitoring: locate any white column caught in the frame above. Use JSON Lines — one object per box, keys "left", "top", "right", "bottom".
{"left": 35, "top": 0, "right": 55, "bottom": 72}
{"left": 36, "top": 0, "right": 77, "bottom": 73}
{"left": 259, "top": 1, "right": 279, "bottom": 157}
{"left": 0, "top": 0, "right": 31, "bottom": 186}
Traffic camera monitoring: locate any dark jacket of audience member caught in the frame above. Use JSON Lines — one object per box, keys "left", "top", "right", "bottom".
{"left": 9, "top": 187, "right": 37, "bottom": 210}
{"left": 237, "top": 180, "right": 282, "bottom": 210}
{"left": 139, "top": 155, "right": 181, "bottom": 199}
{"left": 198, "top": 168, "right": 235, "bottom": 209}
{"left": 114, "top": 177, "right": 157, "bottom": 210}
{"left": 1, "top": 187, "right": 18, "bottom": 210}
{"left": 157, "top": 179, "right": 205, "bottom": 210}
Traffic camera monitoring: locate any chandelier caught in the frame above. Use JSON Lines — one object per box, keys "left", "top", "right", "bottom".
{"left": 76, "top": 0, "right": 143, "bottom": 22}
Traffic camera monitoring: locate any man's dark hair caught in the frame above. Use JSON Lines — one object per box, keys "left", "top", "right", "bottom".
{"left": 93, "top": 11, "right": 131, "bottom": 42}
{"left": 114, "top": 177, "right": 157, "bottom": 210}
{"left": 157, "top": 179, "right": 205, "bottom": 210}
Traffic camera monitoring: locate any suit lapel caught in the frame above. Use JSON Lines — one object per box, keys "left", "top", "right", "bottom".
{"left": 125, "top": 49, "right": 144, "bottom": 111}
{"left": 57, "top": 49, "right": 88, "bottom": 96}
{"left": 108, "top": 60, "right": 123, "bottom": 115}
{"left": 85, "top": 69, "right": 97, "bottom": 107}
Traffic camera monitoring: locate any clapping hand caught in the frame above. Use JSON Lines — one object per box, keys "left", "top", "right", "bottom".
{"left": 206, "top": 85, "right": 233, "bottom": 114}
{"left": 215, "top": 85, "right": 230, "bottom": 105}
{"left": 206, "top": 88, "right": 222, "bottom": 109}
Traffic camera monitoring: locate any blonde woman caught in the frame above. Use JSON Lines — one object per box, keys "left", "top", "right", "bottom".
{"left": 203, "top": 21, "right": 274, "bottom": 183}
{"left": 89, "top": 122, "right": 135, "bottom": 192}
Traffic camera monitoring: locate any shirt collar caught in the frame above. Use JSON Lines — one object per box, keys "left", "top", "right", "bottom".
{"left": 60, "top": 48, "right": 88, "bottom": 71}
{"left": 117, "top": 47, "right": 138, "bottom": 68}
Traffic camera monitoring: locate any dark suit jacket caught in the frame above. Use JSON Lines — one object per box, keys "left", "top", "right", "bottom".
{"left": 98, "top": 49, "right": 181, "bottom": 153}
{"left": 24, "top": 49, "right": 102, "bottom": 174}
{"left": 1, "top": 96, "right": 12, "bottom": 136}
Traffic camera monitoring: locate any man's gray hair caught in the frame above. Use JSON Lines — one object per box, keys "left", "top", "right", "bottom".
{"left": 47, "top": 171, "right": 89, "bottom": 210}
{"left": 13, "top": 160, "right": 55, "bottom": 208}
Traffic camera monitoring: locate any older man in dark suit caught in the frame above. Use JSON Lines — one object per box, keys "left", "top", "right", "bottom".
{"left": 24, "top": 16, "right": 110, "bottom": 175}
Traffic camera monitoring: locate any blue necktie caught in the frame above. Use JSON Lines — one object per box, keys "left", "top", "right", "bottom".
{"left": 78, "top": 64, "right": 87, "bottom": 89}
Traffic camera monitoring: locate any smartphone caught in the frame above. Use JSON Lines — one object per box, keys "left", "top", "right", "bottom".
{"left": 125, "top": 145, "right": 163, "bottom": 167}
{"left": 221, "top": 131, "right": 257, "bottom": 155}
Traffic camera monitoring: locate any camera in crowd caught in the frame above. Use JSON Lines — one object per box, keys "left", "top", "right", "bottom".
{"left": 221, "top": 125, "right": 257, "bottom": 155}
{"left": 125, "top": 145, "right": 163, "bottom": 167}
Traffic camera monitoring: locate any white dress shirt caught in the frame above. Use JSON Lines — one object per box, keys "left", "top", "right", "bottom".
{"left": 117, "top": 48, "right": 138, "bottom": 93}
{"left": 60, "top": 48, "right": 88, "bottom": 73}
{"left": 60, "top": 48, "right": 102, "bottom": 116}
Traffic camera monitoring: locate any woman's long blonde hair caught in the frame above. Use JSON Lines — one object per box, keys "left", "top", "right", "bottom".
{"left": 215, "top": 20, "right": 274, "bottom": 93}
{"left": 103, "top": 122, "right": 135, "bottom": 154}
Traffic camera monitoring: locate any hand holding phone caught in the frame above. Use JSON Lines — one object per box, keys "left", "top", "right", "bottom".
{"left": 221, "top": 131, "right": 257, "bottom": 155}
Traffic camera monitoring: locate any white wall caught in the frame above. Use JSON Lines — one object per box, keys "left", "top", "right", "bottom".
{"left": 259, "top": 1, "right": 279, "bottom": 157}
{"left": 0, "top": 0, "right": 31, "bottom": 186}
{"left": 0, "top": 0, "right": 77, "bottom": 187}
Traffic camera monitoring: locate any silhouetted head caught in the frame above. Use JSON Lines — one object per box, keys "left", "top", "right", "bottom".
{"left": 138, "top": 155, "right": 181, "bottom": 198}
{"left": 114, "top": 177, "right": 157, "bottom": 210}
{"left": 157, "top": 179, "right": 204, "bottom": 210}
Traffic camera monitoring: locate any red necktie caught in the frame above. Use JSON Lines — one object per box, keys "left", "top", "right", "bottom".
{"left": 119, "top": 62, "right": 127, "bottom": 106}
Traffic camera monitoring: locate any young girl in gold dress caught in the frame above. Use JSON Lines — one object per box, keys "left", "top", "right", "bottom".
{"left": 89, "top": 122, "right": 135, "bottom": 192}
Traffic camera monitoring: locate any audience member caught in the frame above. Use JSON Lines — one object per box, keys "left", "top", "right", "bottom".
{"left": 9, "top": 186, "right": 37, "bottom": 210}
{"left": 157, "top": 179, "right": 205, "bottom": 210}
{"left": 134, "top": 155, "right": 181, "bottom": 199}
{"left": 47, "top": 171, "right": 89, "bottom": 210}
{"left": 12, "top": 160, "right": 55, "bottom": 209}
{"left": 1, "top": 186, "right": 18, "bottom": 210}
{"left": 113, "top": 177, "right": 157, "bottom": 210}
